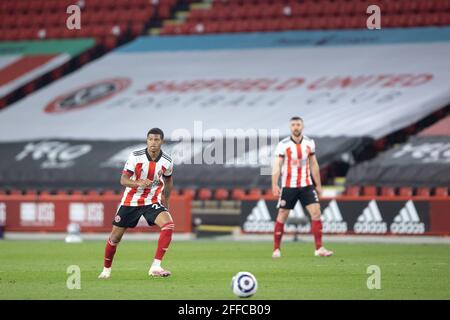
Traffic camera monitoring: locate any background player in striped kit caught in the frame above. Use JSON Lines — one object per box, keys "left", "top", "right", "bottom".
{"left": 272, "top": 117, "right": 333, "bottom": 258}
{"left": 98, "top": 128, "right": 175, "bottom": 278}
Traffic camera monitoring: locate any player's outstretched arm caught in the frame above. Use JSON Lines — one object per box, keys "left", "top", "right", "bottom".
{"left": 272, "top": 156, "right": 283, "bottom": 196}
{"left": 309, "top": 154, "right": 322, "bottom": 197}
{"left": 120, "top": 174, "right": 151, "bottom": 188}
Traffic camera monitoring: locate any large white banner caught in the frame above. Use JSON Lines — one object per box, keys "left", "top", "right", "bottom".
{"left": 1, "top": 33, "right": 450, "bottom": 141}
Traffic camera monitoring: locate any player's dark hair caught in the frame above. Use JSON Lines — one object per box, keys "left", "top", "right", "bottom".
{"left": 290, "top": 116, "right": 303, "bottom": 122}
{"left": 147, "top": 128, "right": 164, "bottom": 140}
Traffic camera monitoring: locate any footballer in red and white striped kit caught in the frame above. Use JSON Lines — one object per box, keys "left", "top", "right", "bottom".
{"left": 99, "top": 128, "right": 175, "bottom": 279}
{"left": 272, "top": 117, "right": 333, "bottom": 258}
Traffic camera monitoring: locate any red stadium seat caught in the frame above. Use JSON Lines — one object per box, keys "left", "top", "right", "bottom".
{"left": 230, "top": 5, "right": 247, "bottom": 20}
{"left": 198, "top": 22, "right": 216, "bottom": 34}
{"left": 423, "top": 13, "right": 441, "bottom": 26}
{"left": 279, "top": 18, "right": 296, "bottom": 31}
{"left": 263, "top": 188, "right": 274, "bottom": 197}
{"left": 416, "top": 187, "right": 430, "bottom": 196}
{"left": 104, "top": 36, "right": 118, "bottom": 50}
{"left": 345, "top": 186, "right": 360, "bottom": 196}
{"left": 301, "top": 2, "right": 322, "bottom": 17}
{"left": 87, "top": 190, "right": 100, "bottom": 196}
{"left": 383, "top": 1, "right": 404, "bottom": 14}
{"left": 407, "top": 14, "right": 425, "bottom": 27}
{"left": 381, "top": 187, "right": 396, "bottom": 197}
{"left": 331, "top": 17, "right": 347, "bottom": 29}
{"left": 39, "top": 190, "right": 52, "bottom": 197}
{"left": 47, "top": 27, "right": 63, "bottom": 39}
{"left": 215, "top": 188, "right": 229, "bottom": 200}
{"left": 403, "top": 1, "right": 419, "bottom": 13}
{"left": 25, "top": 189, "right": 38, "bottom": 195}
{"left": 417, "top": 0, "right": 437, "bottom": 12}
{"left": 399, "top": 187, "right": 413, "bottom": 197}
{"left": 434, "top": 187, "right": 449, "bottom": 197}
{"left": 345, "top": 16, "right": 365, "bottom": 29}
{"left": 248, "top": 188, "right": 262, "bottom": 197}
{"left": 247, "top": 6, "right": 262, "bottom": 19}
{"left": 337, "top": 2, "right": 357, "bottom": 16}
{"left": 263, "top": 20, "right": 279, "bottom": 32}
{"left": 198, "top": 188, "right": 212, "bottom": 200}
{"left": 130, "top": 22, "right": 144, "bottom": 36}
{"left": 9, "top": 189, "right": 23, "bottom": 195}
{"left": 363, "top": 186, "right": 378, "bottom": 196}
{"left": 231, "top": 188, "right": 246, "bottom": 200}
{"left": 157, "top": 5, "right": 172, "bottom": 19}
{"left": 260, "top": 4, "right": 280, "bottom": 19}
{"left": 248, "top": 19, "right": 265, "bottom": 32}
{"left": 190, "top": 9, "right": 209, "bottom": 21}
{"left": 321, "top": 1, "right": 340, "bottom": 16}
{"left": 221, "top": 21, "right": 238, "bottom": 33}
{"left": 182, "top": 188, "right": 196, "bottom": 199}
{"left": 293, "top": 18, "right": 311, "bottom": 30}
{"left": 103, "top": 189, "right": 117, "bottom": 196}
{"left": 160, "top": 24, "right": 176, "bottom": 35}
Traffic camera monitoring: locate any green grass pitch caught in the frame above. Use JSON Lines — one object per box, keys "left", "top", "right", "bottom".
{"left": 0, "top": 239, "right": 449, "bottom": 299}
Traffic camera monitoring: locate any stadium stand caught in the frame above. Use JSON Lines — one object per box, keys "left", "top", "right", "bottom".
{"left": 1, "top": 24, "right": 450, "bottom": 197}
{"left": 0, "top": 0, "right": 204, "bottom": 110}
{"left": 1, "top": 0, "right": 450, "bottom": 206}
{"left": 160, "top": 0, "right": 450, "bottom": 35}
{"left": 0, "top": 0, "right": 179, "bottom": 42}
{"left": 345, "top": 110, "right": 450, "bottom": 195}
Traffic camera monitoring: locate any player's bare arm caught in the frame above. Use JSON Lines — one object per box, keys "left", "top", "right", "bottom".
{"left": 309, "top": 154, "right": 322, "bottom": 197}
{"left": 272, "top": 156, "right": 283, "bottom": 196}
{"left": 120, "top": 174, "right": 151, "bottom": 188}
{"left": 162, "top": 175, "right": 173, "bottom": 209}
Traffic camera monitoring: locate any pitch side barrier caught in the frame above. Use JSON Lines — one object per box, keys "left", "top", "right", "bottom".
{"left": 239, "top": 195, "right": 450, "bottom": 236}
{"left": 0, "top": 194, "right": 192, "bottom": 233}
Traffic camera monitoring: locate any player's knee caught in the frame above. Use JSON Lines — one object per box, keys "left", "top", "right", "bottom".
{"left": 110, "top": 230, "right": 124, "bottom": 243}
{"left": 161, "top": 221, "right": 175, "bottom": 231}
{"left": 109, "top": 236, "right": 121, "bottom": 245}
{"left": 277, "top": 209, "right": 289, "bottom": 223}
{"left": 310, "top": 210, "right": 321, "bottom": 220}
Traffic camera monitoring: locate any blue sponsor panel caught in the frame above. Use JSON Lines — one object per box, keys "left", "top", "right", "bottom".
{"left": 117, "top": 27, "right": 450, "bottom": 53}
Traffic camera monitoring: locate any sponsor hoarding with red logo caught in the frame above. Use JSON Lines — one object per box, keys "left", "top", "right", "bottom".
{"left": 0, "top": 194, "right": 192, "bottom": 233}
